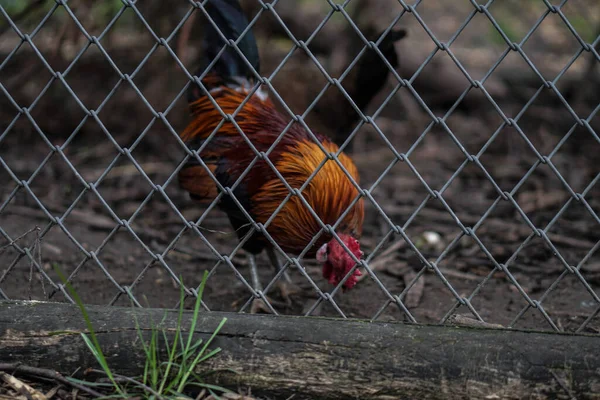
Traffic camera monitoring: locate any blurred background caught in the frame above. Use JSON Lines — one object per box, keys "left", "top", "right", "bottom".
{"left": 0, "top": 0, "right": 599, "bottom": 332}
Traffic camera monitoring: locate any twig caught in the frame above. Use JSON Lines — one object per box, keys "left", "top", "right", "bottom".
{"left": 376, "top": 239, "right": 408, "bottom": 261}
{"left": 364, "top": 254, "right": 396, "bottom": 275}
{"left": 403, "top": 270, "right": 425, "bottom": 309}
{"left": 0, "top": 364, "right": 103, "bottom": 398}
{"left": 43, "top": 385, "right": 60, "bottom": 400}
{"left": 0, "top": 371, "right": 48, "bottom": 400}
{"left": 438, "top": 267, "right": 487, "bottom": 282}
{"left": 171, "top": 245, "right": 248, "bottom": 266}
{"left": 86, "top": 368, "right": 166, "bottom": 400}
{"left": 0, "top": 395, "right": 27, "bottom": 400}
{"left": 6, "top": 205, "right": 116, "bottom": 231}
{"left": 27, "top": 227, "right": 42, "bottom": 300}
{"left": 80, "top": 162, "right": 174, "bottom": 182}
{"left": 546, "top": 233, "right": 597, "bottom": 251}
{"left": 358, "top": 239, "right": 408, "bottom": 281}
{"left": 196, "top": 388, "right": 207, "bottom": 400}
{"left": 0, "top": 226, "right": 40, "bottom": 253}
{"left": 446, "top": 315, "right": 504, "bottom": 329}
{"left": 550, "top": 370, "right": 578, "bottom": 400}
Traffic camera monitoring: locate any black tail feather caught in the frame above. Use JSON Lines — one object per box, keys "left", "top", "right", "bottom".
{"left": 332, "top": 28, "right": 407, "bottom": 152}
{"left": 352, "top": 28, "right": 406, "bottom": 112}
{"left": 188, "top": 0, "right": 260, "bottom": 102}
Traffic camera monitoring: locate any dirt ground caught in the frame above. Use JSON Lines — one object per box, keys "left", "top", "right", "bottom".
{"left": 1, "top": 0, "right": 599, "bottom": 334}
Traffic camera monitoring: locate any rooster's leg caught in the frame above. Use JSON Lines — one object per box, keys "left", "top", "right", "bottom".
{"left": 248, "top": 253, "right": 271, "bottom": 314}
{"left": 266, "top": 248, "right": 302, "bottom": 305}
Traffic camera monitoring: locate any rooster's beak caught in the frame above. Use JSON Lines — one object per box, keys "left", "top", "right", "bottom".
{"left": 316, "top": 243, "right": 328, "bottom": 263}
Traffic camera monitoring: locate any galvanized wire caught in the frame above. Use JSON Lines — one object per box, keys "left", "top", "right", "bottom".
{"left": 0, "top": 0, "right": 598, "bottom": 333}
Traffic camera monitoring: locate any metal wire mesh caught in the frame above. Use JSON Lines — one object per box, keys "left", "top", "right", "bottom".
{"left": 0, "top": 0, "right": 599, "bottom": 333}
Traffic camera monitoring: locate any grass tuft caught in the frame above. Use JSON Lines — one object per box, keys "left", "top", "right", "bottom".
{"left": 55, "top": 267, "right": 229, "bottom": 399}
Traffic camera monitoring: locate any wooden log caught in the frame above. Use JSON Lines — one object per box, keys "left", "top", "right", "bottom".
{"left": 1, "top": 300, "right": 599, "bottom": 399}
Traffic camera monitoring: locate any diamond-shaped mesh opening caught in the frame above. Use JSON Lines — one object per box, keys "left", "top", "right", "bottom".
{"left": 519, "top": 6, "right": 582, "bottom": 60}
{"left": 26, "top": 6, "right": 85, "bottom": 68}
{"left": 61, "top": 47, "right": 122, "bottom": 112}
{"left": 0, "top": 0, "right": 598, "bottom": 333}
{"left": 0, "top": 47, "right": 53, "bottom": 111}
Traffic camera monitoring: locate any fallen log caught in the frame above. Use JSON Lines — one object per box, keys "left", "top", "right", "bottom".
{"left": 1, "top": 300, "right": 599, "bottom": 399}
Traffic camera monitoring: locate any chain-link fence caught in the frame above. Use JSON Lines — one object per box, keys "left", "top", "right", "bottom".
{"left": 0, "top": 0, "right": 599, "bottom": 334}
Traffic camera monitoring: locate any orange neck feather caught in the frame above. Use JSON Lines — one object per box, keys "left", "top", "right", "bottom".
{"left": 251, "top": 139, "right": 364, "bottom": 254}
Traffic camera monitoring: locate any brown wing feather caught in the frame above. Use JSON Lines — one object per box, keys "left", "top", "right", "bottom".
{"left": 179, "top": 80, "right": 312, "bottom": 205}
{"left": 178, "top": 164, "right": 219, "bottom": 204}
{"left": 179, "top": 82, "right": 280, "bottom": 205}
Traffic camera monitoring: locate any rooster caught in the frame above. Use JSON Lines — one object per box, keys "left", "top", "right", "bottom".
{"left": 179, "top": 0, "right": 364, "bottom": 313}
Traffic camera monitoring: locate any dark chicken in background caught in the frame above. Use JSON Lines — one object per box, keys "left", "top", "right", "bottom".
{"left": 314, "top": 26, "right": 406, "bottom": 153}
{"left": 244, "top": 0, "right": 407, "bottom": 153}
{"left": 179, "top": 0, "right": 400, "bottom": 313}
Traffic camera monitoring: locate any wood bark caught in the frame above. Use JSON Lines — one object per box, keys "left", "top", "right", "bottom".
{"left": 1, "top": 300, "right": 599, "bottom": 399}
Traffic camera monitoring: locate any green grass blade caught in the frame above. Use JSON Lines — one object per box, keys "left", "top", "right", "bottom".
{"left": 133, "top": 313, "right": 153, "bottom": 387}
{"left": 195, "top": 347, "right": 222, "bottom": 364}
{"left": 197, "top": 317, "right": 227, "bottom": 362}
{"left": 208, "top": 388, "right": 222, "bottom": 400}
{"left": 54, "top": 265, "right": 125, "bottom": 396}
{"left": 53, "top": 267, "right": 229, "bottom": 399}
{"left": 158, "top": 277, "right": 187, "bottom": 394}
{"left": 183, "top": 271, "right": 208, "bottom": 355}
{"left": 177, "top": 317, "right": 227, "bottom": 393}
